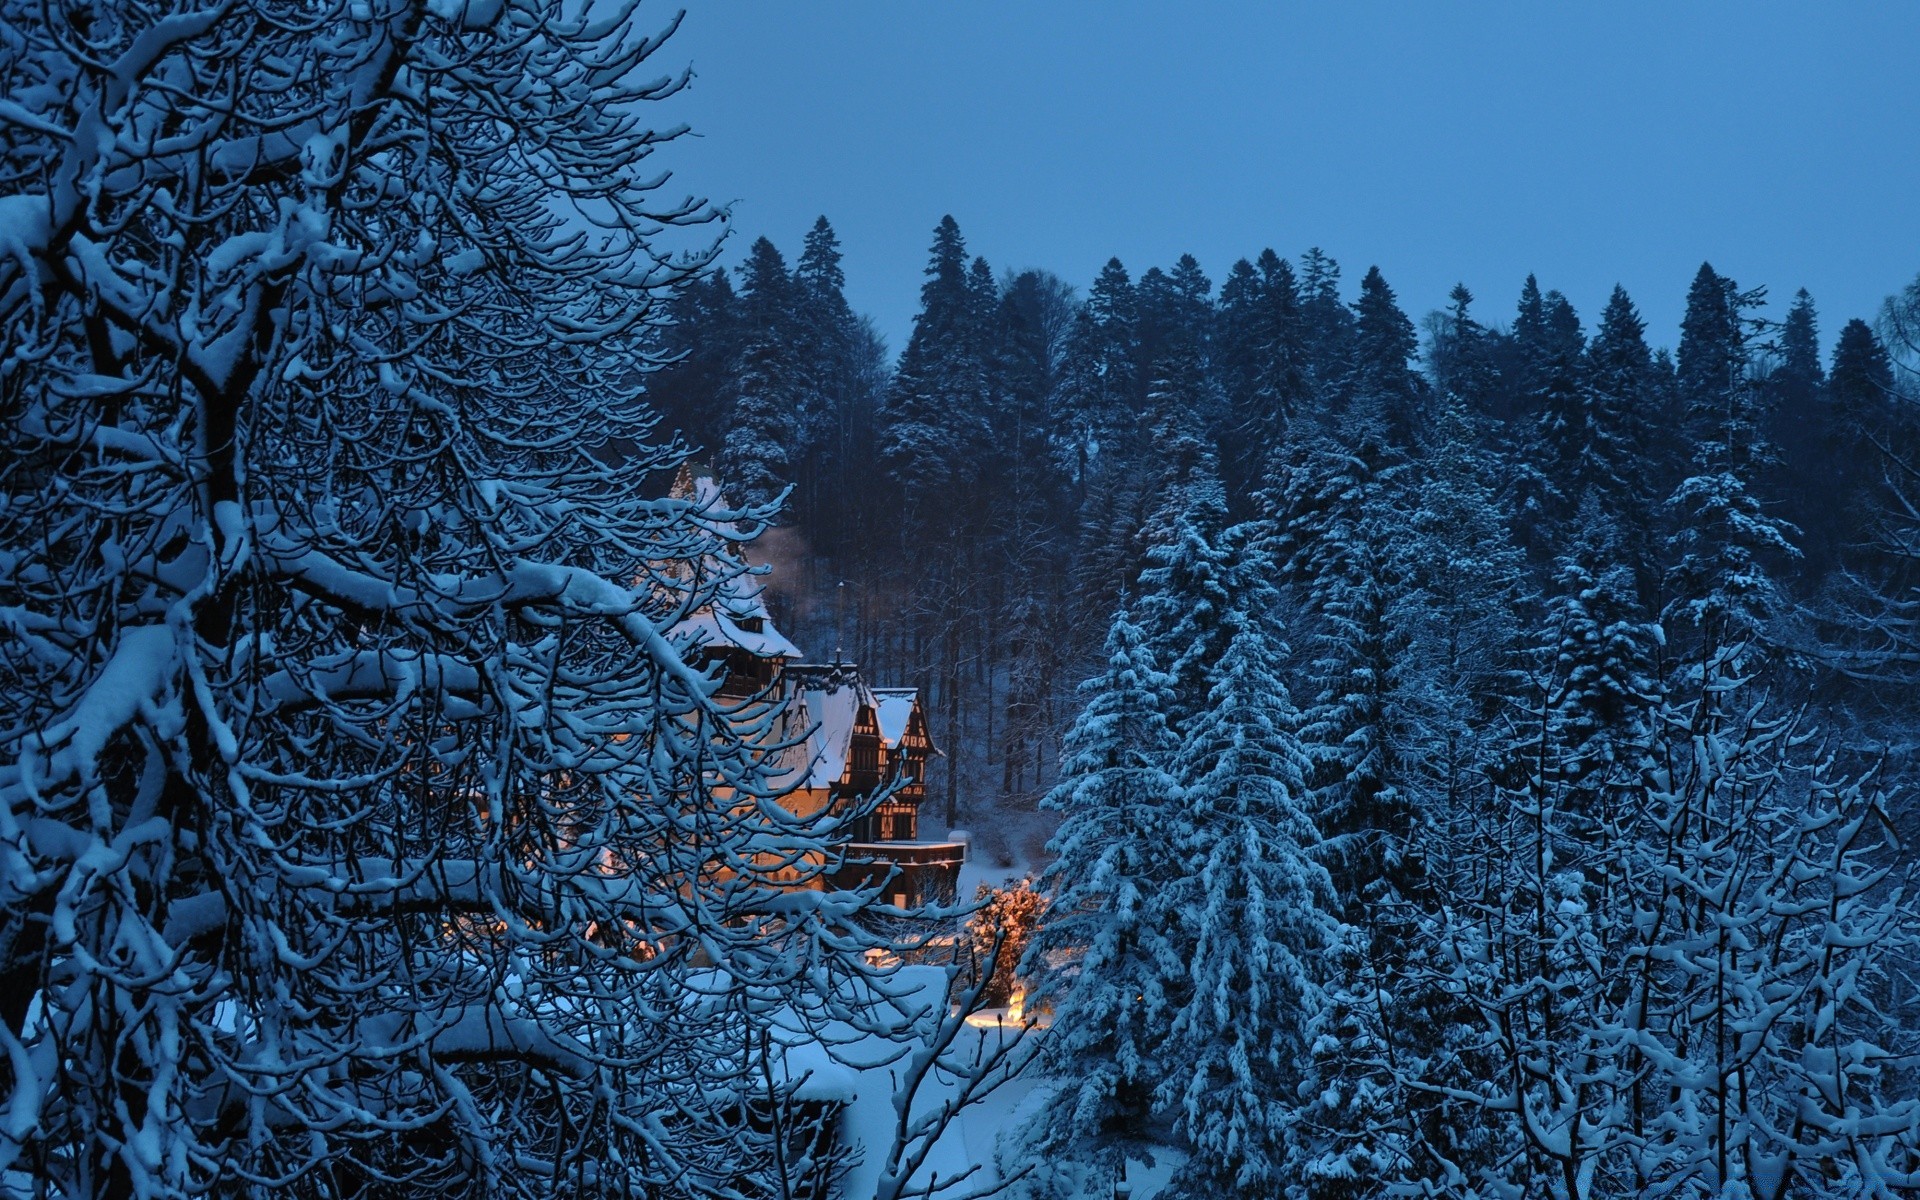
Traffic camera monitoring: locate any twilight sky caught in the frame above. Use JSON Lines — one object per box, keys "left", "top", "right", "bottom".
{"left": 657, "top": 3, "right": 1920, "bottom": 359}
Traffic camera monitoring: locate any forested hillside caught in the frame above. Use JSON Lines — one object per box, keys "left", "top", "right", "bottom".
{"left": 645, "top": 216, "right": 1920, "bottom": 859}
{"left": 642, "top": 219, "right": 1920, "bottom": 1194}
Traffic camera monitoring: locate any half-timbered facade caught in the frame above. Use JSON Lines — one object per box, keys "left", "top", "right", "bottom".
{"left": 670, "top": 471, "right": 965, "bottom": 909}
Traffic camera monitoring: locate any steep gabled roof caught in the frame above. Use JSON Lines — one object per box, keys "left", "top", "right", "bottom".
{"left": 777, "top": 663, "right": 877, "bottom": 790}
{"left": 871, "top": 689, "right": 917, "bottom": 749}
{"left": 663, "top": 470, "right": 802, "bottom": 659}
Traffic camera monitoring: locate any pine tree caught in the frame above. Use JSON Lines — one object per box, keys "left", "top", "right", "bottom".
{"left": 721, "top": 237, "right": 804, "bottom": 511}
{"left": 1664, "top": 264, "right": 1797, "bottom": 660}
{"left": 1677, "top": 262, "right": 1771, "bottom": 474}
{"left": 1828, "top": 315, "right": 1899, "bottom": 515}
{"left": 1426, "top": 282, "right": 1498, "bottom": 414}
{"left": 1052, "top": 258, "right": 1140, "bottom": 489}
{"left": 649, "top": 267, "right": 742, "bottom": 459}
{"left": 878, "top": 216, "right": 993, "bottom": 516}
{"left": 1023, "top": 609, "right": 1186, "bottom": 1184}
{"left": 1216, "top": 250, "right": 1307, "bottom": 496}
{"left": 1264, "top": 438, "right": 1419, "bottom": 907}
{"left": 1349, "top": 266, "right": 1427, "bottom": 448}
{"left": 1577, "top": 285, "right": 1664, "bottom": 584}
{"left": 1299, "top": 248, "right": 1357, "bottom": 398}
{"left": 1161, "top": 578, "right": 1334, "bottom": 1199}
{"left": 1133, "top": 477, "right": 1234, "bottom": 730}
{"left": 1286, "top": 921, "right": 1412, "bottom": 1200}
{"left": 1399, "top": 399, "right": 1528, "bottom": 848}
{"left": 793, "top": 217, "right": 867, "bottom": 531}
{"left": 1525, "top": 289, "right": 1589, "bottom": 533}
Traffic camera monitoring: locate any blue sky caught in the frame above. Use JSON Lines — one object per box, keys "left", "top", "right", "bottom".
{"left": 657, "top": 3, "right": 1920, "bottom": 358}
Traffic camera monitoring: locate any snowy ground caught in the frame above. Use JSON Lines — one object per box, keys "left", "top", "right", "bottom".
{"left": 818, "top": 990, "right": 1179, "bottom": 1200}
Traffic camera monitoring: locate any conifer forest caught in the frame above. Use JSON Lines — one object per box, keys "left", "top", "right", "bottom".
{"left": 4, "top": 2, "right": 1920, "bottom": 1198}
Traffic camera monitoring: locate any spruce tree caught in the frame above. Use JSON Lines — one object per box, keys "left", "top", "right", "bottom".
{"left": 720, "top": 237, "right": 804, "bottom": 511}
{"left": 1023, "top": 608, "right": 1186, "bottom": 1184}
{"left": 1427, "top": 282, "right": 1498, "bottom": 414}
{"left": 1349, "top": 266, "right": 1427, "bottom": 448}
{"left": 648, "top": 267, "right": 741, "bottom": 460}
{"left": 877, "top": 216, "right": 993, "bottom": 515}
{"left": 1299, "top": 247, "right": 1357, "bottom": 401}
{"left": 1052, "top": 258, "right": 1140, "bottom": 489}
{"left": 1216, "top": 250, "right": 1307, "bottom": 496}
{"left": 1828, "top": 315, "right": 1898, "bottom": 495}
{"left": 1664, "top": 264, "right": 1797, "bottom": 660}
{"left": 1525, "top": 289, "right": 1589, "bottom": 534}
{"left": 1677, "top": 262, "right": 1771, "bottom": 474}
{"left": 1579, "top": 285, "right": 1663, "bottom": 578}
{"left": 1161, "top": 576, "right": 1334, "bottom": 1199}
{"left": 1133, "top": 473, "right": 1234, "bottom": 730}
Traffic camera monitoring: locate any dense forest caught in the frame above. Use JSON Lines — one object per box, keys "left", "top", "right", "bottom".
{"left": 9, "top": 0, "right": 1920, "bottom": 1192}
{"left": 646, "top": 219, "right": 1920, "bottom": 1193}
{"left": 646, "top": 215, "right": 1920, "bottom": 853}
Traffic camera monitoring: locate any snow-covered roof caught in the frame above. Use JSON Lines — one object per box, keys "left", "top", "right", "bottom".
{"left": 784, "top": 664, "right": 875, "bottom": 789}
{"left": 871, "top": 688, "right": 918, "bottom": 749}
{"left": 675, "top": 606, "right": 803, "bottom": 660}
{"left": 663, "top": 471, "right": 803, "bottom": 660}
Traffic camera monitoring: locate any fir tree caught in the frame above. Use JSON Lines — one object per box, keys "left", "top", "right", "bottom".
{"left": 1023, "top": 609, "right": 1186, "bottom": 1184}
{"left": 1525, "top": 288, "right": 1589, "bottom": 531}
{"left": 1349, "top": 266, "right": 1427, "bottom": 448}
{"left": 1664, "top": 264, "right": 1797, "bottom": 660}
{"left": 1133, "top": 476, "right": 1234, "bottom": 730}
{"left": 1216, "top": 250, "right": 1307, "bottom": 495}
{"left": 877, "top": 216, "right": 993, "bottom": 516}
{"left": 1578, "top": 285, "right": 1663, "bottom": 571}
{"left": 721, "top": 237, "right": 804, "bottom": 511}
{"left": 1829, "top": 315, "right": 1898, "bottom": 479}
{"left": 649, "top": 267, "right": 742, "bottom": 459}
{"left": 1052, "top": 258, "right": 1140, "bottom": 488}
{"left": 1162, "top": 583, "right": 1334, "bottom": 1199}
{"left": 1426, "top": 282, "right": 1498, "bottom": 414}
{"left": 1299, "top": 247, "right": 1357, "bottom": 400}
{"left": 1677, "top": 262, "right": 1771, "bottom": 474}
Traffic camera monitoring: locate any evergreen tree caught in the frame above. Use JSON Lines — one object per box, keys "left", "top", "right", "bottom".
{"left": 1578, "top": 285, "right": 1664, "bottom": 573}
{"left": 1524, "top": 289, "right": 1589, "bottom": 530}
{"left": 1299, "top": 247, "right": 1357, "bottom": 402}
{"left": 1216, "top": 250, "right": 1307, "bottom": 496}
{"left": 1677, "top": 262, "right": 1771, "bottom": 474}
{"left": 1133, "top": 475, "right": 1234, "bottom": 730}
{"left": 1161, "top": 572, "right": 1334, "bottom": 1198}
{"left": 1349, "top": 266, "right": 1427, "bottom": 448}
{"left": 720, "top": 236, "right": 804, "bottom": 511}
{"left": 878, "top": 216, "right": 993, "bottom": 515}
{"left": 1829, "top": 320, "right": 1903, "bottom": 566}
{"left": 649, "top": 267, "right": 741, "bottom": 459}
{"left": 1425, "top": 282, "right": 1498, "bottom": 414}
{"left": 1767, "top": 288, "right": 1838, "bottom": 577}
{"left": 1023, "top": 609, "right": 1186, "bottom": 1185}
{"left": 1052, "top": 258, "right": 1140, "bottom": 489}
{"left": 1664, "top": 264, "right": 1797, "bottom": 660}
{"left": 792, "top": 216, "right": 877, "bottom": 547}
{"left": 1264, "top": 438, "right": 1418, "bottom": 906}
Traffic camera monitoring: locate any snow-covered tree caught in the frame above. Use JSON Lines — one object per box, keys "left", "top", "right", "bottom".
{"left": 1399, "top": 571, "right": 1920, "bottom": 1198}
{"left": 1132, "top": 474, "right": 1234, "bottom": 732}
{"left": 722, "top": 238, "right": 805, "bottom": 512}
{"left": 0, "top": 3, "right": 881, "bottom": 1196}
{"left": 1022, "top": 609, "right": 1185, "bottom": 1184}
{"left": 1159, "top": 580, "right": 1334, "bottom": 1199}
{"left": 878, "top": 216, "right": 993, "bottom": 517}
{"left": 1348, "top": 266, "right": 1428, "bottom": 450}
